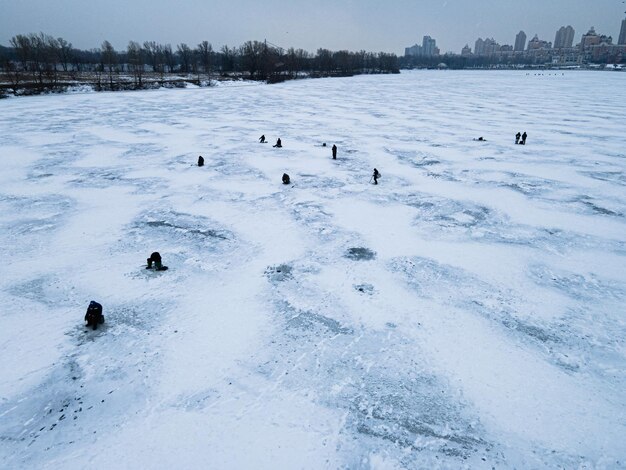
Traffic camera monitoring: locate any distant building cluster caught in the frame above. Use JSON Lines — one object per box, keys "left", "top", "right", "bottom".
{"left": 405, "top": 16, "right": 626, "bottom": 65}
{"left": 404, "top": 36, "right": 440, "bottom": 57}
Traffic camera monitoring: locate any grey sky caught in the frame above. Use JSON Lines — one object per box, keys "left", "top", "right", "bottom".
{"left": 1, "top": 0, "right": 624, "bottom": 54}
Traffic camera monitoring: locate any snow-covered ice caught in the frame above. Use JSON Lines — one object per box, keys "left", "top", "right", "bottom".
{"left": 1, "top": 70, "right": 625, "bottom": 469}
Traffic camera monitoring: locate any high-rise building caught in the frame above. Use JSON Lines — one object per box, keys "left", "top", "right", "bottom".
{"left": 422, "top": 36, "right": 437, "bottom": 56}
{"left": 461, "top": 44, "right": 472, "bottom": 56}
{"left": 514, "top": 31, "right": 527, "bottom": 51}
{"left": 619, "top": 17, "right": 626, "bottom": 45}
{"left": 475, "top": 38, "right": 485, "bottom": 55}
{"left": 554, "top": 26, "right": 575, "bottom": 48}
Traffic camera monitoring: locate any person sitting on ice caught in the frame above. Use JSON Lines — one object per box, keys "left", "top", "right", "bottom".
{"left": 515, "top": 132, "right": 521, "bottom": 144}
{"left": 521, "top": 132, "right": 527, "bottom": 145}
{"left": 197, "top": 156, "right": 204, "bottom": 167}
{"left": 273, "top": 138, "right": 282, "bottom": 148}
{"left": 85, "top": 301, "right": 104, "bottom": 330}
{"left": 146, "top": 251, "right": 167, "bottom": 270}
{"left": 372, "top": 168, "right": 380, "bottom": 185}
{"left": 473, "top": 137, "right": 486, "bottom": 141}
{"left": 282, "top": 173, "right": 290, "bottom": 185}
{"left": 259, "top": 135, "right": 266, "bottom": 143}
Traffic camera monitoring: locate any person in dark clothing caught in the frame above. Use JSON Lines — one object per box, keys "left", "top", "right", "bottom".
{"left": 322, "top": 143, "right": 327, "bottom": 147}
{"left": 521, "top": 132, "right": 527, "bottom": 145}
{"left": 197, "top": 156, "right": 204, "bottom": 166}
{"left": 332, "top": 144, "right": 337, "bottom": 159}
{"left": 85, "top": 301, "right": 104, "bottom": 330}
{"left": 515, "top": 132, "right": 521, "bottom": 144}
{"left": 146, "top": 251, "right": 166, "bottom": 270}
{"left": 259, "top": 135, "right": 266, "bottom": 143}
{"left": 273, "top": 138, "right": 282, "bottom": 148}
{"left": 282, "top": 173, "right": 290, "bottom": 185}
{"left": 373, "top": 168, "right": 380, "bottom": 185}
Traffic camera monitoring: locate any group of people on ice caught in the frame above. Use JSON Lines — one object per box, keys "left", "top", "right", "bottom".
{"left": 87, "top": 129, "right": 529, "bottom": 330}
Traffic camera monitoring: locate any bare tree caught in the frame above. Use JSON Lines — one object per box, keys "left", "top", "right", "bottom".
{"left": 127, "top": 41, "right": 144, "bottom": 88}
{"left": 220, "top": 45, "right": 236, "bottom": 73}
{"left": 101, "top": 40, "right": 117, "bottom": 89}
{"left": 163, "top": 44, "right": 175, "bottom": 73}
{"left": 176, "top": 43, "right": 192, "bottom": 73}
{"left": 56, "top": 37, "right": 73, "bottom": 72}
{"left": 197, "top": 40, "right": 213, "bottom": 76}
{"left": 10, "top": 34, "right": 31, "bottom": 72}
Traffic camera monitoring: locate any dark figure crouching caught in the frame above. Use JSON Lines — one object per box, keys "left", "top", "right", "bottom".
{"left": 373, "top": 168, "right": 380, "bottom": 185}
{"left": 259, "top": 135, "right": 266, "bottom": 143}
{"left": 332, "top": 144, "right": 337, "bottom": 159}
{"left": 282, "top": 173, "right": 290, "bottom": 185}
{"left": 85, "top": 301, "right": 104, "bottom": 330}
{"left": 146, "top": 251, "right": 167, "bottom": 270}
{"left": 273, "top": 138, "right": 282, "bottom": 148}
{"left": 197, "top": 156, "right": 204, "bottom": 166}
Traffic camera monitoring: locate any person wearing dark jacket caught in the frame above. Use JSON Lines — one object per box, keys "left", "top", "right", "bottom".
{"left": 282, "top": 173, "right": 290, "bottom": 184}
{"left": 515, "top": 132, "right": 521, "bottom": 144}
{"left": 273, "top": 138, "right": 282, "bottom": 148}
{"left": 197, "top": 156, "right": 204, "bottom": 166}
{"left": 85, "top": 301, "right": 104, "bottom": 330}
{"left": 332, "top": 144, "right": 337, "bottom": 159}
{"left": 521, "top": 132, "right": 527, "bottom": 145}
{"left": 146, "top": 251, "right": 166, "bottom": 270}
{"left": 373, "top": 168, "right": 380, "bottom": 185}
{"left": 259, "top": 135, "right": 266, "bottom": 143}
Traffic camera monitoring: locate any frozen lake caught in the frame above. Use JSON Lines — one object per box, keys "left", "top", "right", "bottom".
{"left": 1, "top": 70, "right": 625, "bottom": 469}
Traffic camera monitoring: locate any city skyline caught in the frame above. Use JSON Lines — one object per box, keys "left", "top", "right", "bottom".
{"left": 1, "top": 0, "right": 625, "bottom": 55}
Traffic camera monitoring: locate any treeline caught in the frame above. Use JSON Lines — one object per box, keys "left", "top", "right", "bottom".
{"left": 0, "top": 32, "right": 399, "bottom": 96}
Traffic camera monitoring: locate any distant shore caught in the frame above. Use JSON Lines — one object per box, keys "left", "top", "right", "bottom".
{"left": 1, "top": 65, "right": 623, "bottom": 99}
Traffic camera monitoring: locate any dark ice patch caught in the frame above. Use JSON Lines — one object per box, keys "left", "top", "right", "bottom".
{"left": 277, "top": 300, "right": 352, "bottom": 336}
{"left": 145, "top": 220, "right": 229, "bottom": 239}
{"left": 345, "top": 247, "right": 376, "bottom": 261}
{"left": 264, "top": 264, "right": 293, "bottom": 283}
{"left": 354, "top": 283, "right": 375, "bottom": 294}
{"left": 573, "top": 195, "right": 623, "bottom": 217}
{"left": 529, "top": 264, "right": 626, "bottom": 302}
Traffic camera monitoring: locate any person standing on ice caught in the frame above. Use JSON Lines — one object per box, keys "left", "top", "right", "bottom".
{"left": 332, "top": 144, "right": 337, "bottom": 159}
{"left": 515, "top": 132, "right": 521, "bottom": 144}
{"left": 521, "top": 132, "right": 527, "bottom": 145}
{"left": 372, "top": 168, "right": 380, "bottom": 185}
{"left": 273, "top": 138, "right": 282, "bottom": 148}
{"left": 259, "top": 135, "right": 266, "bottom": 143}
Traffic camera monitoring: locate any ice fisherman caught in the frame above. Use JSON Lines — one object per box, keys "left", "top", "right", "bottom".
{"left": 282, "top": 173, "right": 290, "bottom": 185}
{"left": 372, "top": 168, "right": 380, "bottom": 185}
{"left": 515, "top": 132, "right": 521, "bottom": 144}
{"left": 146, "top": 251, "right": 166, "bottom": 270}
{"left": 259, "top": 135, "right": 266, "bottom": 143}
{"left": 85, "top": 301, "right": 104, "bottom": 330}
{"left": 273, "top": 138, "right": 282, "bottom": 148}
{"left": 332, "top": 144, "right": 337, "bottom": 159}
{"left": 197, "top": 156, "right": 204, "bottom": 166}
{"left": 521, "top": 132, "right": 527, "bottom": 145}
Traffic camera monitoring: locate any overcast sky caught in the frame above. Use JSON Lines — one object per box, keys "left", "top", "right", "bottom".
{"left": 1, "top": 0, "right": 625, "bottom": 54}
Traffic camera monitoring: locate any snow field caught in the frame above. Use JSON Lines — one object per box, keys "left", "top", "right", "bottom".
{"left": 1, "top": 70, "right": 626, "bottom": 469}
